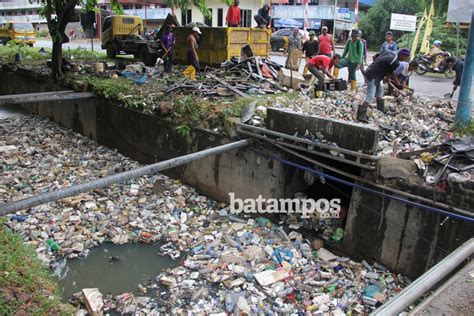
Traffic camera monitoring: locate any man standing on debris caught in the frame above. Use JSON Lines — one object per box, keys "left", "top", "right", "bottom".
{"left": 318, "top": 26, "right": 334, "bottom": 57}
{"left": 254, "top": 3, "right": 271, "bottom": 28}
{"left": 160, "top": 23, "right": 175, "bottom": 73}
{"left": 285, "top": 27, "right": 303, "bottom": 70}
{"left": 183, "top": 26, "right": 201, "bottom": 80}
{"left": 226, "top": 0, "right": 241, "bottom": 27}
{"left": 335, "top": 29, "right": 364, "bottom": 91}
{"left": 307, "top": 54, "right": 341, "bottom": 97}
{"left": 380, "top": 31, "right": 398, "bottom": 53}
{"left": 357, "top": 48, "right": 410, "bottom": 122}
{"left": 303, "top": 30, "right": 319, "bottom": 74}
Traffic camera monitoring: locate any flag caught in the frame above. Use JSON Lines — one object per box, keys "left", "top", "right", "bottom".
{"left": 420, "top": 0, "right": 435, "bottom": 54}
{"left": 410, "top": 10, "right": 428, "bottom": 60}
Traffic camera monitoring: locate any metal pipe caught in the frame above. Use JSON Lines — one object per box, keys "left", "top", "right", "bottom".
{"left": 0, "top": 139, "right": 250, "bottom": 215}
{"left": 237, "top": 129, "right": 375, "bottom": 170}
{"left": 455, "top": 12, "right": 473, "bottom": 128}
{"left": 274, "top": 143, "right": 473, "bottom": 218}
{"left": 235, "top": 123, "right": 379, "bottom": 161}
{"left": 371, "top": 238, "right": 474, "bottom": 316}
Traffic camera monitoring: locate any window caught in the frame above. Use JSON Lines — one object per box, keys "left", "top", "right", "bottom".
{"left": 29, "top": 10, "right": 33, "bottom": 15}
{"left": 309, "top": 0, "right": 319, "bottom": 4}
{"left": 181, "top": 9, "right": 192, "bottom": 25}
{"left": 135, "top": 5, "right": 142, "bottom": 9}
{"left": 278, "top": 29, "right": 291, "bottom": 36}
{"left": 217, "top": 8, "right": 223, "bottom": 27}
{"left": 122, "top": 17, "right": 135, "bottom": 24}
{"left": 240, "top": 9, "right": 252, "bottom": 27}
{"left": 123, "top": 4, "right": 131, "bottom": 10}
{"left": 102, "top": 17, "right": 112, "bottom": 31}
{"left": 204, "top": 8, "right": 212, "bottom": 27}
{"left": 101, "top": 6, "right": 107, "bottom": 10}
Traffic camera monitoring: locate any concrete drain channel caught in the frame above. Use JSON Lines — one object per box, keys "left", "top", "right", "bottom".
{"left": 0, "top": 91, "right": 473, "bottom": 314}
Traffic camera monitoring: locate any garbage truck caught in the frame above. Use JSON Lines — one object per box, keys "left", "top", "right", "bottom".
{"left": 0, "top": 21, "right": 36, "bottom": 46}
{"left": 101, "top": 15, "right": 161, "bottom": 65}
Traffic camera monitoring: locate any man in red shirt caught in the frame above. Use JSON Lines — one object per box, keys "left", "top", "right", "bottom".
{"left": 307, "top": 54, "right": 341, "bottom": 96}
{"left": 318, "top": 26, "right": 335, "bottom": 57}
{"left": 226, "top": 1, "right": 241, "bottom": 27}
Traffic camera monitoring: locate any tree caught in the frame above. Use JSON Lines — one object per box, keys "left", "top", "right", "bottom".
{"left": 359, "top": 0, "right": 421, "bottom": 49}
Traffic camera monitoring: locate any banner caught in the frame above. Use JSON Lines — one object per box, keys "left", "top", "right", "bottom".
{"left": 420, "top": 0, "right": 435, "bottom": 54}
{"left": 410, "top": 10, "right": 428, "bottom": 60}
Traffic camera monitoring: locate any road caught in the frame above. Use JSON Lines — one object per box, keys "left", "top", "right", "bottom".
{"left": 34, "top": 39, "right": 468, "bottom": 99}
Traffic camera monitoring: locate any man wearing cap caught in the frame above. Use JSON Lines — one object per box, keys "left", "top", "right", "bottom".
{"left": 335, "top": 29, "right": 364, "bottom": 91}
{"left": 185, "top": 26, "right": 201, "bottom": 79}
{"left": 357, "top": 48, "right": 410, "bottom": 122}
{"left": 318, "top": 26, "right": 334, "bottom": 57}
{"left": 226, "top": 1, "right": 241, "bottom": 27}
{"left": 303, "top": 30, "right": 319, "bottom": 74}
{"left": 380, "top": 31, "right": 398, "bottom": 53}
{"left": 254, "top": 3, "right": 271, "bottom": 28}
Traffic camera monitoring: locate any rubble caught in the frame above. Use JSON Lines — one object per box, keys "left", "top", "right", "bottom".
{"left": 1, "top": 114, "right": 409, "bottom": 314}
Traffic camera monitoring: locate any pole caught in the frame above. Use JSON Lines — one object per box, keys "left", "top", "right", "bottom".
{"left": 0, "top": 140, "right": 250, "bottom": 214}
{"left": 372, "top": 238, "right": 474, "bottom": 315}
{"left": 455, "top": 12, "right": 473, "bottom": 128}
{"left": 456, "top": 22, "right": 460, "bottom": 57}
{"left": 333, "top": 0, "right": 338, "bottom": 38}
{"left": 354, "top": 0, "right": 359, "bottom": 29}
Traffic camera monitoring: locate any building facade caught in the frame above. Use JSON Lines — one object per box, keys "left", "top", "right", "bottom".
{"left": 0, "top": 0, "right": 48, "bottom": 31}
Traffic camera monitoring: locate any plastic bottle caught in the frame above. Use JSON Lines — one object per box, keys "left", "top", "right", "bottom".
{"left": 331, "top": 228, "right": 344, "bottom": 242}
{"left": 46, "top": 239, "right": 59, "bottom": 252}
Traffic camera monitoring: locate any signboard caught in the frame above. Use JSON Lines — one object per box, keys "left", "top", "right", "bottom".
{"left": 447, "top": 0, "right": 474, "bottom": 23}
{"left": 390, "top": 13, "right": 417, "bottom": 32}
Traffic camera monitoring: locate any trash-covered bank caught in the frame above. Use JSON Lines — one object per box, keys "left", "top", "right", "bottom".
{"left": 1, "top": 115, "right": 410, "bottom": 314}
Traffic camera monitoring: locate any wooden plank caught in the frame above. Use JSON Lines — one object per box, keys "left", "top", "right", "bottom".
{"left": 207, "top": 73, "right": 250, "bottom": 98}
{"left": 0, "top": 91, "right": 94, "bottom": 105}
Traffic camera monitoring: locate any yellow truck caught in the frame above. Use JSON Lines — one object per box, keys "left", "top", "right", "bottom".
{"left": 0, "top": 21, "right": 36, "bottom": 46}
{"left": 101, "top": 15, "right": 161, "bottom": 65}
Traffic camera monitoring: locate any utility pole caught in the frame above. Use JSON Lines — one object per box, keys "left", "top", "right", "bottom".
{"left": 333, "top": 0, "right": 338, "bottom": 37}
{"left": 455, "top": 12, "right": 473, "bottom": 129}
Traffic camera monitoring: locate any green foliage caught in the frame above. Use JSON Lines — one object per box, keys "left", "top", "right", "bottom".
{"left": 111, "top": 0, "right": 124, "bottom": 15}
{"left": 0, "top": 223, "right": 73, "bottom": 315}
{"left": 79, "top": 76, "right": 146, "bottom": 109}
{"left": 176, "top": 124, "right": 192, "bottom": 136}
{"left": 64, "top": 47, "right": 106, "bottom": 59}
{"left": 172, "top": 95, "right": 203, "bottom": 123}
{"left": 359, "top": 0, "right": 421, "bottom": 49}
{"left": 35, "top": 30, "right": 49, "bottom": 38}
{"left": 0, "top": 44, "right": 51, "bottom": 62}
{"left": 397, "top": 13, "right": 469, "bottom": 57}
{"left": 419, "top": 0, "right": 449, "bottom": 16}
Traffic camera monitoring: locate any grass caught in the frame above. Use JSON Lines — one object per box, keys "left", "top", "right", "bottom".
{"left": 452, "top": 120, "right": 474, "bottom": 137}
{"left": 0, "top": 222, "right": 73, "bottom": 315}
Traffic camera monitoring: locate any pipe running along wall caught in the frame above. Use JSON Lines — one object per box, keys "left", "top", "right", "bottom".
{"left": 0, "top": 140, "right": 251, "bottom": 215}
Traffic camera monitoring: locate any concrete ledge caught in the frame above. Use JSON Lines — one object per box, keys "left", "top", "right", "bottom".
{"left": 266, "top": 107, "right": 380, "bottom": 154}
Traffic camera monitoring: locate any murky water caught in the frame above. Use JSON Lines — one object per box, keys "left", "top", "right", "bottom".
{"left": 54, "top": 242, "right": 178, "bottom": 301}
{"left": 0, "top": 104, "right": 26, "bottom": 119}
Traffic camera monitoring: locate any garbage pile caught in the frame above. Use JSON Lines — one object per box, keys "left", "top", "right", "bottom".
{"left": 405, "top": 136, "right": 474, "bottom": 185}
{"left": 1, "top": 115, "right": 409, "bottom": 314}
{"left": 266, "top": 91, "right": 456, "bottom": 157}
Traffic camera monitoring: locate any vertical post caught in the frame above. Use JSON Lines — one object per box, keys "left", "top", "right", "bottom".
{"left": 354, "top": 0, "right": 359, "bottom": 29}
{"left": 456, "top": 22, "right": 460, "bottom": 57}
{"left": 333, "top": 0, "right": 338, "bottom": 42}
{"left": 455, "top": 12, "right": 473, "bottom": 128}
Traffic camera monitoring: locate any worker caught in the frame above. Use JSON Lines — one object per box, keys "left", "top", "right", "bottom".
{"left": 160, "top": 23, "right": 175, "bottom": 73}
{"left": 394, "top": 60, "right": 418, "bottom": 87}
{"left": 334, "top": 29, "right": 364, "bottom": 91}
{"left": 380, "top": 31, "right": 398, "bottom": 53}
{"left": 307, "top": 54, "right": 341, "bottom": 97}
{"left": 318, "top": 26, "right": 334, "bottom": 57}
{"left": 357, "top": 48, "right": 410, "bottom": 122}
{"left": 254, "top": 3, "right": 271, "bottom": 28}
{"left": 446, "top": 56, "right": 464, "bottom": 97}
{"left": 303, "top": 30, "right": 319, "bottom": 74}
{"left": 226, "top": 0, "right": 241, "bottom": 27}
{"left": 183, "top": 26, "right": 201, "bottom": 80}
{"left": 285, "top": 27, "right": 302, "bottom": 69}
{"left": 426, "top": 40, "right": 443, "bottom": 71}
